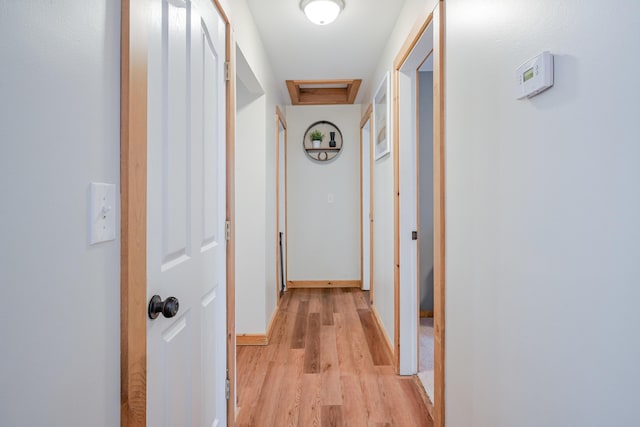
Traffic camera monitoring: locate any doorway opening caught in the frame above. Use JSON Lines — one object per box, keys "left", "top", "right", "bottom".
{"left": 276, "top": 107, "right": 288, "bottom": 301}
{"left": 393, "top": 2, "right": 445, "bottom": 426}
{"left": 417, "top": 63, "right": 435, "bottom": 400}
{"left": 235, "top": 44, "right": 271, "bottom": 345}
{"left": 360, "top": 105, "right": 373, "bottom": 301}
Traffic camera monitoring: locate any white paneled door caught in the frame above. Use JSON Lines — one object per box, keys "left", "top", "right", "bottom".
{"left": 146, "top": 0, "right": 227, "bottom": 426}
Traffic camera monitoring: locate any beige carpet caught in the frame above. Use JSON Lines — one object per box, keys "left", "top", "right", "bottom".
{"left": 418, "top": 317, "right": 434, "bottom": 400}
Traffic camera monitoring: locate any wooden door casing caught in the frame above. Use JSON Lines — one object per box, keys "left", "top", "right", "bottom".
{"left": 120, "top": 1, "right": 233, "bottom": 425}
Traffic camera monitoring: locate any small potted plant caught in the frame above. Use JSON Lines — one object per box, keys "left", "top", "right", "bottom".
{"left": 310, "top": 129, "right": 324, "bottom": 148}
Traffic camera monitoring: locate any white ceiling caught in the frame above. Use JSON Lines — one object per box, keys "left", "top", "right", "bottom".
{"left": 245, "top": 0, "right": 407, "bottom": 104}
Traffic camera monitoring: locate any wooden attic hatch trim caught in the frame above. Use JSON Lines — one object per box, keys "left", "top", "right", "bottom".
{"left": 286, "top": 79, "right": 362, "bottom": 105}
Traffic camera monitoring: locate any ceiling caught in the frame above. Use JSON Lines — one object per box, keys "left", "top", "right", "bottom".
{"left": 245, "top": 0, "right": 407, "bottom": 104}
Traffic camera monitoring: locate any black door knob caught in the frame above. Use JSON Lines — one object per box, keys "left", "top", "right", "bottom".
{"left": 148, "top": 295, "right": 179, "bottom": 319}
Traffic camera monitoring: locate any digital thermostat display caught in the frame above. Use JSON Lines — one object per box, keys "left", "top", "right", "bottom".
{"left": 523, "top": 67, "right": 534, "bottom": 82}
{"left": 516, "top": 51, "right": 554, "bottom": 99}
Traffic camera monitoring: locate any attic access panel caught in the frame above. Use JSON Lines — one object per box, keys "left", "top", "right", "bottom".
{"left": 286, "top": 79, "right": 362, "bottom": 105}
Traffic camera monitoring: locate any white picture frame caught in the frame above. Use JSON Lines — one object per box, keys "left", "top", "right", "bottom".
{"left": 373, "top": 72, "right": 390, "bottom": 160}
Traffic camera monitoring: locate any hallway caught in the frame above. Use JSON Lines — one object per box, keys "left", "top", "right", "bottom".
{"left": 236, "top": 288, "right": 432, "bottom": 426}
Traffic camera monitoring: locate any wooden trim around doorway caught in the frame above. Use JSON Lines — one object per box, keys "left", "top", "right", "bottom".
{"left": 392, "top": 2, "right": 445, "bottom": 427}
{"left": 359, "top": 104, "right": 373, "bottom": 303}
{"left": 120, "top": 1, "right": 148, "bottom": 425}
{"left": 392, "top": 62, "right": 402, "bottom": 374}
{"left": 360, "top": 104, "right": 373, "bottom": 128}
{"left": 432, "top": 5, "right": 446, "bottom": 426}
{"left": 220, "top": 4, "right": 235, "bottom": 424}
{"left": 392, "top": 6, "right": 436, "bottom": 372}
{"left": 275, "top": 106, "right": 287, "bottom": 306}
{"left": 120, "top": 1, "right": 234, "bottom": 426}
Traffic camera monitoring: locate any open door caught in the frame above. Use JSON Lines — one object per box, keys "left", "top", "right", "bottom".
{"left": 120, "top": 0, "right": 232, "bottom": 425}
{"left": 146, "top": 0, "right": 227, "bottom": 425}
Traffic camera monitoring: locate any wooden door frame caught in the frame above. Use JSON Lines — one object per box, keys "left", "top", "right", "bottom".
{"left": 275, "top": 106, "right": 287, "bottom": 305}
{"left": 120, "top": 1, "right": 235, "bottom": 425}
{"left": 360, "top": 105, "right": 374, "bottom": 303}
{"left": 392, "top": 1, "right": 445, "bottom": 426}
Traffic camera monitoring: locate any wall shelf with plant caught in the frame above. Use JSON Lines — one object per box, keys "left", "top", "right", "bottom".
{"left": 302, "top": 120, "right": 343, "bottom": 162}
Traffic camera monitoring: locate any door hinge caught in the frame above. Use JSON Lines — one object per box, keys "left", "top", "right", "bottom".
{"left": 412, "top": 230, "right": 418, "bottom": 240}
{"left": 224, "top": 61, "right": 230, "bottom": 81}
{"left": 225, "top": 378, "right": 230, "bottom": 400}
{"left": 225, "top": 220, "right": 231, "bottom": 241}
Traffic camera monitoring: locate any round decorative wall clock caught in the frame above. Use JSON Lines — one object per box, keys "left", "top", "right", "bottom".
{"left": 302, "top": 120, "right": 343, "bottom": 162}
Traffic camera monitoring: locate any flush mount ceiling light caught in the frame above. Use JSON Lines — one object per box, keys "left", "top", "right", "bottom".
{"left": 300, "top": 0, "right": 345, "bottom": 25}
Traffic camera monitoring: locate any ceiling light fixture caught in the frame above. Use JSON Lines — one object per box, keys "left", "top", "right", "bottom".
{"left": 300, "top": 0, "right": 345, "bottom": 26}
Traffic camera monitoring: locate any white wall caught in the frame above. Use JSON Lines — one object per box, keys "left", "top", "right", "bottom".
{"left": 360, "top": 0, "right": 440, "bottom": 106}
{"left": 235, "top": 73, "right": 267, "bottom": 333}
{"left": 419, "top": 71, "right": 434, "bottom": 312}
{"left": 445, "top": 1, "right": 640, "bottom": 425}
{"left": 221, "top": 0, "right": 285, "bottom": 334}
{"left": 0, "top": 1, "right": 120, "bottom": 425}
{"left": 286, "top": 105, "right": 361, "bottom": 281}
{"left": 362, "top": 0, "right": 439, "bottom": 351}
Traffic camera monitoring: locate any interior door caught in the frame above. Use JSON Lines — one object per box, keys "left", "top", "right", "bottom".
{"left": 146, "top": 0, "right": 227, "bottom": 426}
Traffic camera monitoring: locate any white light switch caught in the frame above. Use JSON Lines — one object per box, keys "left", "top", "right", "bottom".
{"left": 90, "top": 182, "right": 116, "bottom": 244}
{"left": 328, "top": 193, "right": 334, "bottom": 203}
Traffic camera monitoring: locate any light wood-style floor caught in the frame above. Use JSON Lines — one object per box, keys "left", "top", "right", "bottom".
{"left": 236, "top": 288, "right": 432, "bottom": 427}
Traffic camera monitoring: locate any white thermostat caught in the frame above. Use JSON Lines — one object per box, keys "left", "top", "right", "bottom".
{"left": 516, "top": 51, "right": 554, "bottom": 99}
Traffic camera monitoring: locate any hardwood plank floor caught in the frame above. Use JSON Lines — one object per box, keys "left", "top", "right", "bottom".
{"left": 236, "top": 288, "right": 432, "bottom": 427}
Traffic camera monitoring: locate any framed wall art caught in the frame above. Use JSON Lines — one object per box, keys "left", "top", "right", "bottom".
{"left": 373, "top": 72, "right": 390, "bottom": 160}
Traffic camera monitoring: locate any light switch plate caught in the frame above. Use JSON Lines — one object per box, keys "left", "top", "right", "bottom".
{"left": 90, "top": 182, "right": 116, "bottom": 244}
